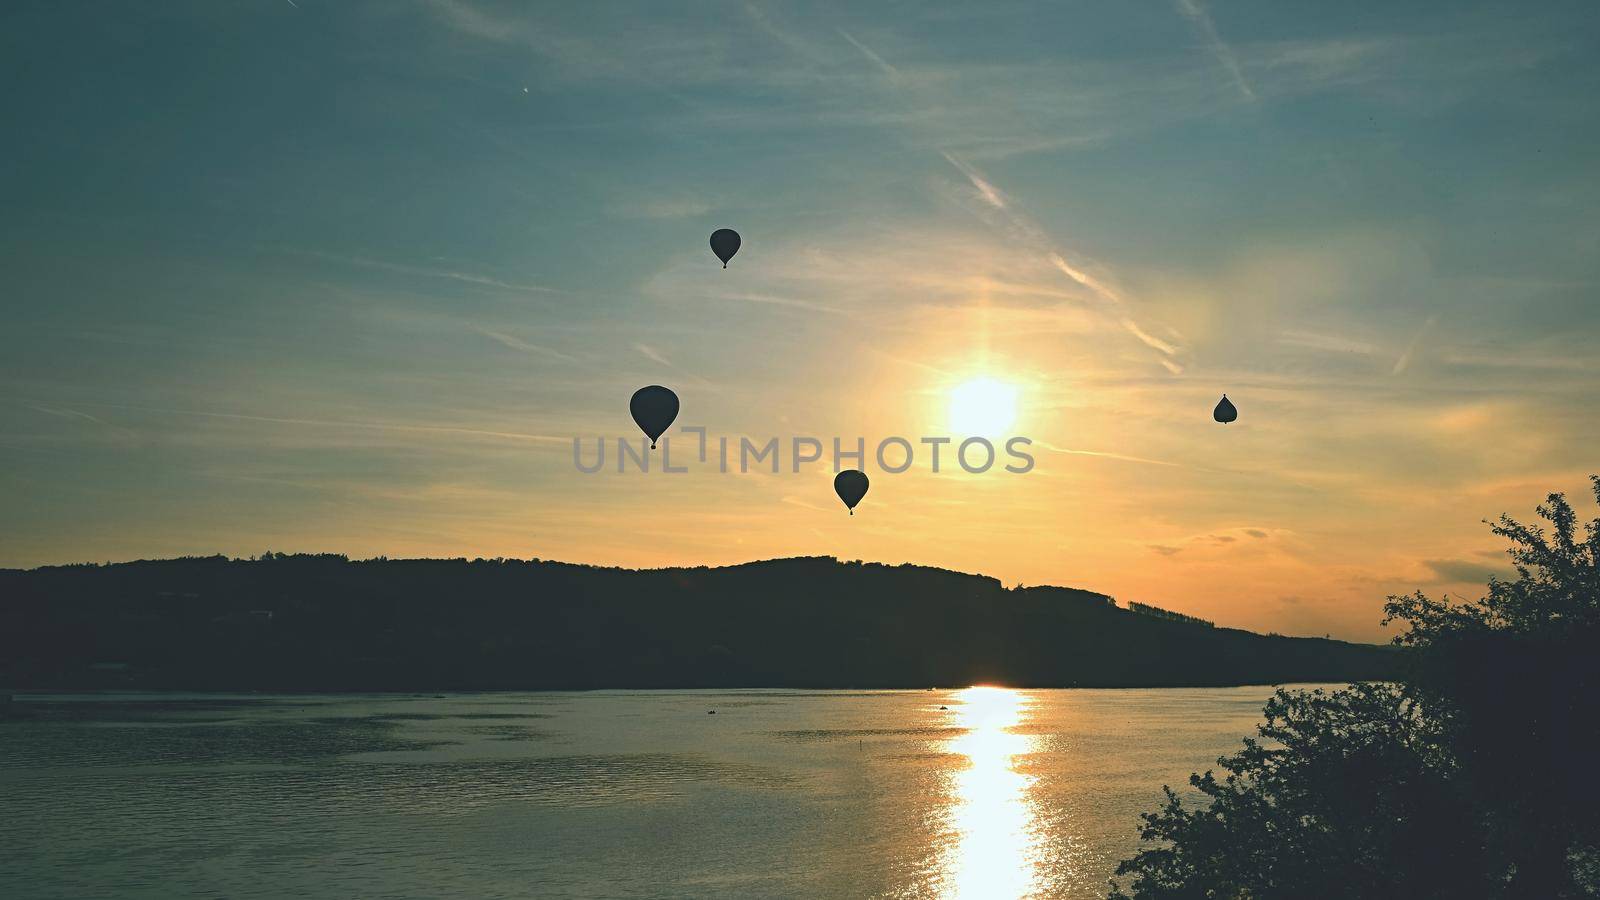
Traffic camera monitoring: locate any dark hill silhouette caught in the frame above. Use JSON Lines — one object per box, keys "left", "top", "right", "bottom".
{"left": 0, "top": 554, "right": 1396, "bottom": 691}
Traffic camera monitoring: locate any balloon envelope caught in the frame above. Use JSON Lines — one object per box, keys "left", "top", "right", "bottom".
{"left": 630, "top": 385, "right": 680, "bottom": 448}
{"left": 1213, "top": 394, "right": 1238, "bottom": 424}
{"left": 709, "top": 229, "right": 741, "bottom": 268}
{"left": 834, "top": 469, "right": 869, "bottom": 515}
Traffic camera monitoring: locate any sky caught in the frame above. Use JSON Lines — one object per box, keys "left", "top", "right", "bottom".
{"left": 3, "top": 0, "right": 1598, "bottom": 640}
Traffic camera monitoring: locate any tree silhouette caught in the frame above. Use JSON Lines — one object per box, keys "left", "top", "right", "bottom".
{"left": 1111, "top": 476, "right": 1600, "bottom": 899}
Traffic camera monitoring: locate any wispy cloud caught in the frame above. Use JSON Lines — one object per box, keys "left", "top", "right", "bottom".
{"left": 55, "top": 403, "right": 568, "bottom": 445}
{"left": 1033, "top": 440, "right": 1187, "bottom": 469}
{"left": 742, "top": 3, "right": 821, "bottom": 62}
{"left": 474, "top": 327, "right": 581, "bottom": 362}
{"left": 1120, "top": 318, "right": 1182, "bottom": 358}
{"left": 299, "top": 251, "right": 559, "bottom": 294}
{"left": 424, "top": 0, "right": 536, "bottom": 44}
{"left": 1279, "top": 329, "right": 1383, "bottom": 356}
{"left": 606, "top": 195, "right": 713, "bottom": 220}
{"left": 1145, "top": 527, "right": 1286, "bottom": 559}
{"left": 838, "top": 29, "right": 900, "bottom": 82}
{"left": 633, "top": 343, "right": 672, "bottom": 367}
{"left": 939, "top": 155, "right": 1184, "bottom": 374}
{"left": 25, "top": 404, "right": 139, "bottom": 444}
{"left": 874, "top": 349, "right": 957, "bottom": 378}
{"left": 1392, "top": 315, "right": 1438, "bottom": 375}
{"left": 1436, "top": 351, "right": 1596, "bottom": 373}
{"left": 1048, "top": 253, "right": 1126, "bottom": 305}
{"left": 1174, "top": 0, "right": 1256, "bottom": 101}
{"left": 1423, "top": 557, "right": 1507, "bottom": 584}
{"left": 941, "top": 152, "right": 1008, "bottom": 210}
{"left": 714, "top": 291, "right": 849, "bottom": 316}
{"left": 780, "top": 494, "right": 831, "bottom": 512}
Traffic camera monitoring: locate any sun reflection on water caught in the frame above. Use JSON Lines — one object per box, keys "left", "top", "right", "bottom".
{"left": 941, "top": 686, "right": 1041, "bottom": 898}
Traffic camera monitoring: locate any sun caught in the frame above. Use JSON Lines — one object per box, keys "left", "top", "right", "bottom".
{"left": 948, "top": 377, "right": 1019, "bottom": 437}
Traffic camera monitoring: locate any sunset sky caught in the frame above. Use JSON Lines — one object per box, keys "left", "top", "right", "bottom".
{"left": 3, "top": 0, "right": 1598, "bottom": 640}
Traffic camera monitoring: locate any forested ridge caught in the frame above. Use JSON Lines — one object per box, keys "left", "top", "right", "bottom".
{"left": 0, "top": 554, "right": 1394, "bottom": 691}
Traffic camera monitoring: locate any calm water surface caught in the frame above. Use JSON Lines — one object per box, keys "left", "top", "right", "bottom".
{"left": 0, "top": 686, "right": 1320, "bottom": 899}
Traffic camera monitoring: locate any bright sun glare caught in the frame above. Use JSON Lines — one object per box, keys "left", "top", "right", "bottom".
{"left": 948, "top": 378, "right": 1019, "bottom": 437}
{"left": 945, "top": 685, "right": 1040, "bottom": 897}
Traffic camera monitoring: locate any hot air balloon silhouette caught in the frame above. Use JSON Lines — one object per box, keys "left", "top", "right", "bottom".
{"left": 834, "top": 469, "right": 869, "bottom": 515}
{"left": 629, "top": 385, "right": 679, "bottom": 449}
{"left": 1213, "top": 394, "right": 1238, "bottom": 424}
{"left": 709, "top": 228, "right": 741, "bottom": 268}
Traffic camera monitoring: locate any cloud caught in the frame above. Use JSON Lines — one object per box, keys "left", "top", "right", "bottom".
{"left": 55, "top": 403, "right": 568, "bottom": 446}
{"left": 1436, "top": 351, "right": 1597, "bottom": 373}
{"left": 742, "top": 3, "right": 821, "bottom": 62}
{"left": 474, "top": 327, "right": 581, "bottom": 362}
{"left": 837, "top": 29, "right": 900, "bottom": 82}
{"left": 425, "top": 0, "right": 514, "bottom": 40}
{"left": 1174, "top": 0, "right": 1256, "bottom": 101}
{"left": 1120, "top": 318, "right": 1182, "bottom": 357}
{"left": 1423, "top": 558, "right": 1507, "bottom": 584}
{"left": 25, "top": 404, "right": 139, "bottom": 445}
{"left": 941, "top": 152, "right": 1008, "bottom": 209}
{"left": 1279, "top": 329, "right": 1383, "bottom": 356}
{"left": 1049, "top": 254, "right": 1126, "bottom": 306}
{"left": 780, "top": 494, "right": 831, "bottom": 512}
{"left": 633, "top": 343, "right": 672, "bottom": 367}
{"left": 607, "top": 196, "right": 713, "bottom": 220}
{"left": 1032, "top": 440, "right": 1188, "bottom": 469}
{"left": 300, "top": 250, "right": 558, "bottom": 294}
{"left": 938, "top": 157, "right": 1185, "bottom": 374}
{"left": 713, "top": 291, "right": 849, "bottom": 316}
{"left": 1392, "top": 315, "right": 1438, "bottom": 375}
{"left": 1143, "top": 528, "right": 1282, "bottom": 557}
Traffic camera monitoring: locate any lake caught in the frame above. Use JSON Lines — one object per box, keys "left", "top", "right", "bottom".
{"left": 0, "top": 686, "right": 1319, "bottom": 899}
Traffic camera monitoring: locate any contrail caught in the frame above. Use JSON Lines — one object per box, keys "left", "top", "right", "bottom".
{"left": 941, "top": 152, "right": 1007, "bottom": 210}
{"left": 1121, "top": 318, "right": 1181, "bottom": 357}
{"left": 1391, "top": 315, "right": 1438, "bottom": 375}
{"left": 940, "top": 154, "right": 1185, "bottom": 375}
{"left": 299, "top": 250, "right": 559, "bottom": 294}
{"left": 25, "top": 404, "right": 140, "bottom": 442}
{"left": 633, "top": 343, "right": 672, "bottom": 367}
{"left": 474, "top": 326, "right": 581, "bottom": 362}
{"left": 837, "top": 29, "right": 900, "bottom": 81}
{"left": 1174, "top": 0, "right": 1255, "bottom": 101}
{"left": 1049, "top": 253, "right": 1125, "bottom": 305}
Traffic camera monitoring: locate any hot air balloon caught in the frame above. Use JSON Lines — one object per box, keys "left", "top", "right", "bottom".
{"left": 630, "top": 385, "right": 679, "bottom": 449}
{"left": 709, "top": 228, "right": 741, "bottom": 268}
{"left": 834, "top": 469, "right": 869, "bottom": 515}
{"left": 1213, "top": 394, "right": 1238, "bottom": 424}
